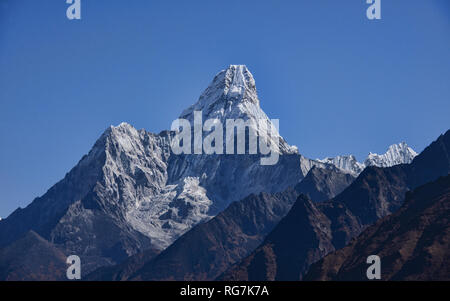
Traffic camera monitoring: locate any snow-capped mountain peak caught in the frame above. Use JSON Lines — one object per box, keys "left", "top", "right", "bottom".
{"left": 179, "top": 65, "right": 296, "bottom": 154}
{"left": 364, "top": 142, "right": 418, "bottom": 168}
{"left": 180, "top": 65, "right": 259, "bottom": 121}
{"left": 317, "top": 155, "right": 365, "bottom": 176}
{"left": 318, "top": 142, "right": 418, "bottom": 176}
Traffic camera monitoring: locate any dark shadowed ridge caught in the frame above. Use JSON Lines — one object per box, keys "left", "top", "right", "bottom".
{"left": 295, "top": 166, "right": 355, "bottom": 203}
{"left": 0, "top": 231, "right": 67, "bottom": 281}
{"left": 219, "top": 195, "right": 336, "bottom": 280}
{"left": 304, "top": 174, "right": 450, "bottom": 281}
{"left": 221, "top": 130, "right": 450, "bottom": 280}
{"left": 88, "top": 189, "right": 299, "bottom": 280}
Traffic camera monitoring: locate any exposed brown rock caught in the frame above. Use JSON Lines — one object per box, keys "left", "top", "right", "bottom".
{"left": 0, "top": 231, "right": 67, "bottom": 281}
{"left": 304, "top": 175, "right": 450, "bottom": 281}
{"left": 221, "top": 131, "right": 450, "bottom": 281}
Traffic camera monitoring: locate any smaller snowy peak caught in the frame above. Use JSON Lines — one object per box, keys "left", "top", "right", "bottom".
{"left": 364, "top": 142, "right": 418, "bottom": 168}
{"left": 90, "top": 122, "right": 143, "bottom": 155}
{"left": 317, "top": 155, "right": 365, "bottom": 176}
{"left": 94, "top": 122, "right": 137, "bottom": 145}
{"left": 319, "top": 142, "right": 417, "bottom": 176}
{"left": 84, "top": 122, "right": 171, "bottom": 172}
{"left": 110, "top": 122, "right": 140, "bottom": 137}
{"left": 112, "top": 122, "right": 134, "bottom": 130}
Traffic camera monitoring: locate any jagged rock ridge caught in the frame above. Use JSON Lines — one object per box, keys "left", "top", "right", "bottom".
{"left": 305, "top": 175, "right": 450, "bottom": 281}
{"left": 220, "top": 130, "right": 449, "bottom": 281}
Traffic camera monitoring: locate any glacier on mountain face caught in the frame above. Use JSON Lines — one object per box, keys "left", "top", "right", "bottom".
{"left": 122, "top": 65, "right": 320, "bottom": 248}
{"left": 318, "top": 142, "right": 418, "bottom": 176}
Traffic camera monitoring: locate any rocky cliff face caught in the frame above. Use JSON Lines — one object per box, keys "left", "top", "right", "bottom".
{"left": 305, "top": 175, "right": 450, "bottom": 281}
{"left": 220, "top": 195, "right": 338, "bottom": 281}
{"left": 220, "top": 130, "right": 449, "bottom": 281}
{"left": 87, "top": 164, "right": 359, "bottom": 281}
{"left": 0, "top": 231, "right": 67, "bottom": 281}
{"left": 95, "top": 132, "right": 443, "bottom": 281}
{"left": 295, "top": 166, "right": 356, "bottom": 202}
{"left": 219, "top": 195, "right": 361, "bottom": 281}
{"left": 87, "top": 189, "right": 300, "bottom": 281}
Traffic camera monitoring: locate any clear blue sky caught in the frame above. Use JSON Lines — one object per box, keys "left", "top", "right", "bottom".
{"left": 0, "top": 0, "right": 449, "bottom": 218}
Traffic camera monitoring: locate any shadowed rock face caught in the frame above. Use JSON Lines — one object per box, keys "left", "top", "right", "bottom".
{"left": 220, "top": 195, "right": 336, "bottom": 281}
{"left": 332, "top": 129, "right": 450, "bottom": 227}
{"left": 332, "top": 165, "right": 409, "bottom": 226}
{"left": 220, "top": 130, "right": 450, "bottom": 281}
{"left": 87, "top": 130, "right": 449, "bottom": 281}
{"left": 219, "top": 195, "right": 361, "bottom": 281}
{"left": 304, "top": 175, "right": 450, "bottom": 281}
{"left": 295, "top": 166, "right": 355, "bottom": 203}
{"left": 0, "top": 231, "right": 67, "bottom": 281}
{"left": 3, "top": 126, "right": 448, "bottom": 281}
{"left": 84, "top": 248, "right": 160, "bottom": 281}
{"left": 87, "top": 164, "right": 358, "bottom": 281}
{"left": 88, "top": 189, "right": 300, "bottom": 281}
